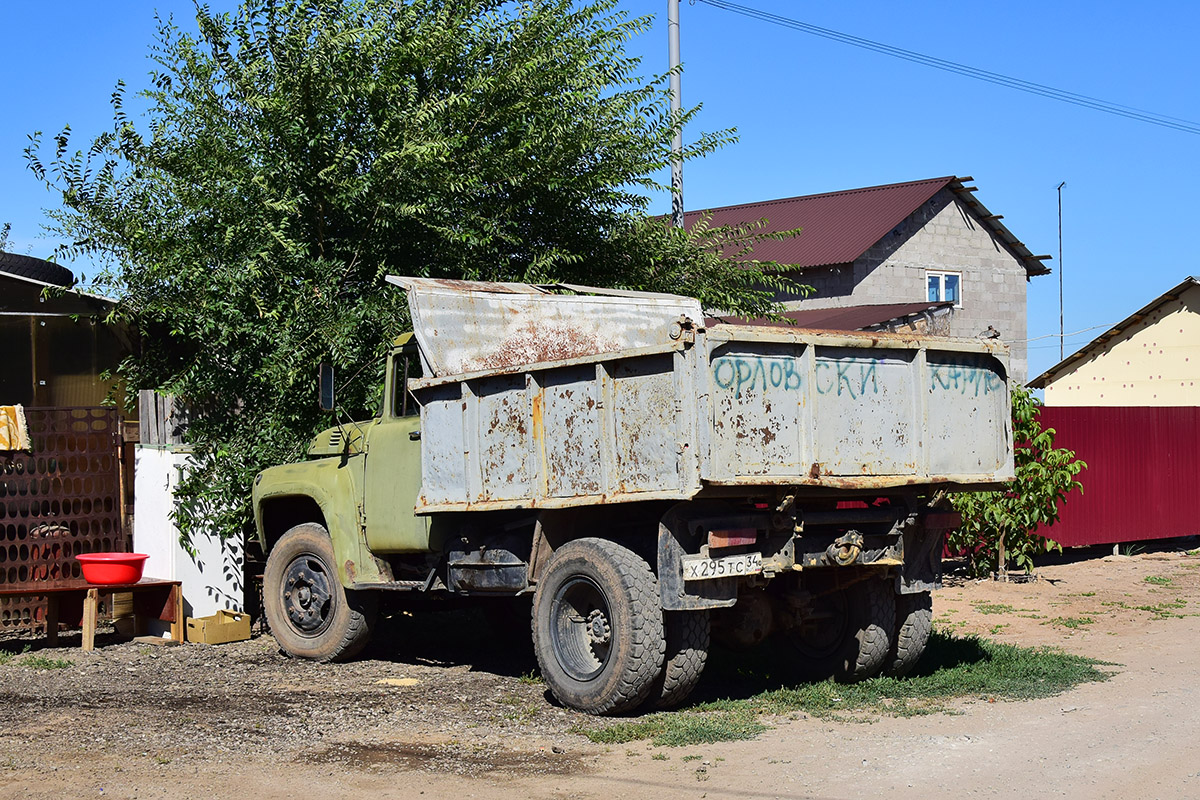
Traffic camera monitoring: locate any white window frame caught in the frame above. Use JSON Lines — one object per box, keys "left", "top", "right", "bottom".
{"left": 926, "top": 270, "right": 963, "bottom": 308}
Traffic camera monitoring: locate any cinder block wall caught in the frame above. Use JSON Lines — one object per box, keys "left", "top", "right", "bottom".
{"left": 783, "top": 189, "right": 1031, "bottom": 383}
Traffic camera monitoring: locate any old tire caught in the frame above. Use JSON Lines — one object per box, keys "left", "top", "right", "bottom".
{"left": 886, "top": 591, "right": 933, "bottom": 677}
{"left": 644, "top": 610, "right": 709, "bottom": 710}
{"left": 788, "top": 578, "right": 894, "bottom": 683}
{"left": 532, "top": 538, "right": 665, "bottom": 715}
{"left": 263, "top": 523, "right": 376, "bottom": 662}
{"left": 0, "top": 251, "right": 74, "bottom": 287}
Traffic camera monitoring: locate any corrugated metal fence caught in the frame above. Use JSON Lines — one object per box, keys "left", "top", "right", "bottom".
{"left": 1038, "top": 406, "right": 1200, "bottom": 547}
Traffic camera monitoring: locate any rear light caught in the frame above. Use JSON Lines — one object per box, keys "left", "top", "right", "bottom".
{"left": 708, "top": 528, "right": 757, "bottom": 549}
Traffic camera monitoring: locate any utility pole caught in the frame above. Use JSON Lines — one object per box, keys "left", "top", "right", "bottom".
{"left": 1057, "top": 181, "right": 1066, "bottom": 360}
{"left": 668, "top": 0, "right": 684, "bottom": 228}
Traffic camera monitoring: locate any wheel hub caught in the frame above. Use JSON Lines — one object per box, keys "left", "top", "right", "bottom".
{"left": 282, "top": 556, "right": 335, "bottom": 636}
{"left": 550, "top": 576, "right": 613, "bottom": 682}
{"left": 586, "top": 609, "right": 611, "bottom": 646}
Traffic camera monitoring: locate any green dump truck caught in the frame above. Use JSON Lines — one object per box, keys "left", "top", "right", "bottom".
{"left": 253, "top": 278, "right": 1013, "bottom": 714}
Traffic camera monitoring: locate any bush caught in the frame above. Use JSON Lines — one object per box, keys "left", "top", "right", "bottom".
{"left": 948, "top": 386, "right": 1085, "bottom": 577}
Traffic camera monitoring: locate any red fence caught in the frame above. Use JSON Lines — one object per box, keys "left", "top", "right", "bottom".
{"left": 1037, "top": 406, "right": 1200, "bottom": 547}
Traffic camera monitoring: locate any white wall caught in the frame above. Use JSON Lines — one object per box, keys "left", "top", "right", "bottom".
{"left": 133, "top": 446, "right": 245, "bottom": 621}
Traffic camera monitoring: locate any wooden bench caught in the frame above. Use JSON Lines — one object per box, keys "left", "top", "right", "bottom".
{"left": 0, "top": 578, "right": 184, "bottom": 650}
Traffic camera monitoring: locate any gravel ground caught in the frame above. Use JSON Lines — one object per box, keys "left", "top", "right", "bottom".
{"left": 0, "top": 545, "right": 1197, "bottom": 800}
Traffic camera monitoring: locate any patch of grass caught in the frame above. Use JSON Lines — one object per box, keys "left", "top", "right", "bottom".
{"left": 517, "top": 670, "right": 544, "bottom": 685}
{"left": 1049, "top": 616, "right": 1095, "bottom": 630}
{"left": 651, "top": 753, "right": 668, "bottom": 761}
{"left": 1132, "top": 599, "right": 1188, "bottom": 619}
{"left": 582, "top": 709, "right": 767, "bottom": 747}
{"left": 988, "top": 623, "right": 1009, "bottom": 635}
{"left": 1144, "top": 575, "right": 1173, "bottom": 587}
{"left": 578, "top": 632, "right": 1111, "bottom": 747}
{"left": 971, "top": 602, "right": 1015, "bottom": 615}
{"left": 22, "top": 654, "right": 71, "bottom": 670}
{"left": 680, "top": 754, "right": 703, "bottom": 763}
{"left": 1072, "top": 592, "right": 1097, "bottom": 597}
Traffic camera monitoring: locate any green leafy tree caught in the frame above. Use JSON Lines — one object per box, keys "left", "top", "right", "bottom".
{"left": 948, "top": 386, "right": 1086, "bottom": 577}
{"left": 27, "top": 0, "right": 804, "bottom": 542}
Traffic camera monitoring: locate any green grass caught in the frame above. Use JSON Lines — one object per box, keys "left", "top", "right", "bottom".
{"left": 971, "top": 602, "right": 1016, "bottom": 615}
{"left": 577, "top": 632, "right": 1112, "bottom": 747}
{"left": 1144, "top": 575, "right": 1173, "bottom": 587}
{"left": 21, "top": 654, "right": 71, "bottom": 670}
{"left": 1049, "top": 616, "right": 1095, "bottom": 630}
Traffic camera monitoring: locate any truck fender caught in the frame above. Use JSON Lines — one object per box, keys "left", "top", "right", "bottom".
{"left": 253, "top": 458, "right": 391, "bottom": 588}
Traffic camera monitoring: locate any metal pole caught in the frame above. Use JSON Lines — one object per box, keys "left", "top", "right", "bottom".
{"left": 1057, "top": 181, "right": 1065, "bottom": 360}
{"left": 668, "top": 0, "right": 684, "bottom": 228}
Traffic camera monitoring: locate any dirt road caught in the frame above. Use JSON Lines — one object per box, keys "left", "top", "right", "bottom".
{"left": 0, "top": 548, "right": 1196, "bottom": 800}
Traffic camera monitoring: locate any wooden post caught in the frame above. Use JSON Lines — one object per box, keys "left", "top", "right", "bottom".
{"left": 998, "top": 530, "right": 1007, "bottom": 582}
{"left": 82, "top": 588, "right": 99, "bottom": 651}
{"left": 170, "top": 584, "right": 184, "bottom": 644}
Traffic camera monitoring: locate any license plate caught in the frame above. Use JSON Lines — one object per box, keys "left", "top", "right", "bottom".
{"left": 682, "top": 552, "right": 763, "bottom": 581}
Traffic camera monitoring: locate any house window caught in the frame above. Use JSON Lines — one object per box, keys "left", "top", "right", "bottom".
{"left": 927, "top": 271, "right": 962, "bottom": 307}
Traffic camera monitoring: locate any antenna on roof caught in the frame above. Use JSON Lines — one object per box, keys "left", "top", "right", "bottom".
{"left": 1057, "top": 181, "right": 1066, "bottom": 360}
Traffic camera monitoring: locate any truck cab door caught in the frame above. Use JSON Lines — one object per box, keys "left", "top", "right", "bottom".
{"left": 363, "top": 348, "right": 429, "bottom": 552}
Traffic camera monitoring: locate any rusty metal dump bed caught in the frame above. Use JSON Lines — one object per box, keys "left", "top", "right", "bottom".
{"left": 397, "top": 279, "right": 1014, "bottom": 514}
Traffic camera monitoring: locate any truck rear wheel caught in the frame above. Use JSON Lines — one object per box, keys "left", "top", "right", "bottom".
{"left": 643, "top": 610, "right": 709, "bottom": 710}
{"left": 886, "top": 591, "right": 932, "bottom": 677}
{"left": 788, "top": 577, "right": 894, "bottom": 682}
{"left": 264, "top": 523, "right": 377, "bottom": 662}
{"left": 532, "top": 538, "right": 665, "bottom": 715}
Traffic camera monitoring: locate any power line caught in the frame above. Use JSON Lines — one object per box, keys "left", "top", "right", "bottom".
{"left": 695, "top": 0, "right": 1200, "bottom": 136}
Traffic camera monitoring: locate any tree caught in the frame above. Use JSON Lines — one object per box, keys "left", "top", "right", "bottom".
{"left": 947, "top": 386, "right": 1086, "bottom": 577}
{"left": 27, "top": 0, "right": 804, "bottom": 543}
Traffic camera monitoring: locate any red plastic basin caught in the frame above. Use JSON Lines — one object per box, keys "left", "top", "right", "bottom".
{"left": 75, "top": 553, "right": 149, "bottom": 585}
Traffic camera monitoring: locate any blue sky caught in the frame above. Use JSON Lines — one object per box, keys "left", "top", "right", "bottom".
{"left": 2, "top": 1, "right": 1197, "bottom": 381}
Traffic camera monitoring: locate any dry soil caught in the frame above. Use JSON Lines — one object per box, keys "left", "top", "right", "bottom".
{"left": 0, "top": 546, "right": 1197, "bottom": 800}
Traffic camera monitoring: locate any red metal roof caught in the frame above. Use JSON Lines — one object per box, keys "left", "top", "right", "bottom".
{"left": 708, "top": 301, "right": 952, "bottom": 332}
{"left": 684, "top": 176, "right": 1051, "bottom": 276}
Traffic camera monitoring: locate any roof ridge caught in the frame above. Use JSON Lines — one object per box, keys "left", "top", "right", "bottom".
{"left": 683, "top": 176, "right": 956, "bottom": 218}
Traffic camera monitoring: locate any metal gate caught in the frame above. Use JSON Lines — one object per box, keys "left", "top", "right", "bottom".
{"left": 0, "top": 407, "right": 125, "bottom": 632}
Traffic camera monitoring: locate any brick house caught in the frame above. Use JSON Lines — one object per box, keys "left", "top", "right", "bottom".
{"left": 685, "top": 176, "right": 1051, "bottom": 382}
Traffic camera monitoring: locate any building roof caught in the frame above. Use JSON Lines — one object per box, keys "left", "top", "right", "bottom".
{"left": 1028, "top": 276, "right": 1200, "bottom": 388}
{"left": 683, "top": 176, "right": 1052, "bottom": 277}
{"left": 707, "top": 301, "right": 953, "bottom": 332}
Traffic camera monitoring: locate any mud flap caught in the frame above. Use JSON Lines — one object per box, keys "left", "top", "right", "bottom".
{"left": 657, "top": 513, "right": 737, "bottom": 611}
{"left": 899, "top": 514, "right": 955, "bottom": 594}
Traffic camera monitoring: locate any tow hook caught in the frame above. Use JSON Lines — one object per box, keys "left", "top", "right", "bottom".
{"left": 826, "top": 531, "right": 864, "bottom": 566}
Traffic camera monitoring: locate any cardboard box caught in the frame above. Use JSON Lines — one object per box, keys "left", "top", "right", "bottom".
{"left": 186, "top": 610, "right": 251, "bottom": 645}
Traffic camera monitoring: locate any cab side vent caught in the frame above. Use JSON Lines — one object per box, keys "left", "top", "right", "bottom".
{"left": 328, "top": 430, "right": 343, "bottom": 449}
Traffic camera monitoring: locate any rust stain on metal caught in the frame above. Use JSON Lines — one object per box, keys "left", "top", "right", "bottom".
{"left": 476, "top": 321, "right": 622, "bottom": 372}
{"left": 344, "top": 560, "right": 358, "bottom": 582}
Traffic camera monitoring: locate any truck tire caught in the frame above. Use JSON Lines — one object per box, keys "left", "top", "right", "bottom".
{"left": 263, "top": 523, "right": 377, "bottom": 662}
{"left": 788, "top": 577, "right": 894, "bottom": 683}
{"left": 644, "top": 610, "right": 709, "bottom": 710}
{"left": 886, "top": 591, "right": 932, "bottom": 677}
{"left": 532, "top": 538, "right": 665, "bottom": 715}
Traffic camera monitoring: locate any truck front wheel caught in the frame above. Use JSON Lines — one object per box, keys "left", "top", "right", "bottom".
{"left": 264, "top": 523, "right": 377, "bottom": 662}
{"left": 532, "top": 538, "right": 665, "bottom": 715}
